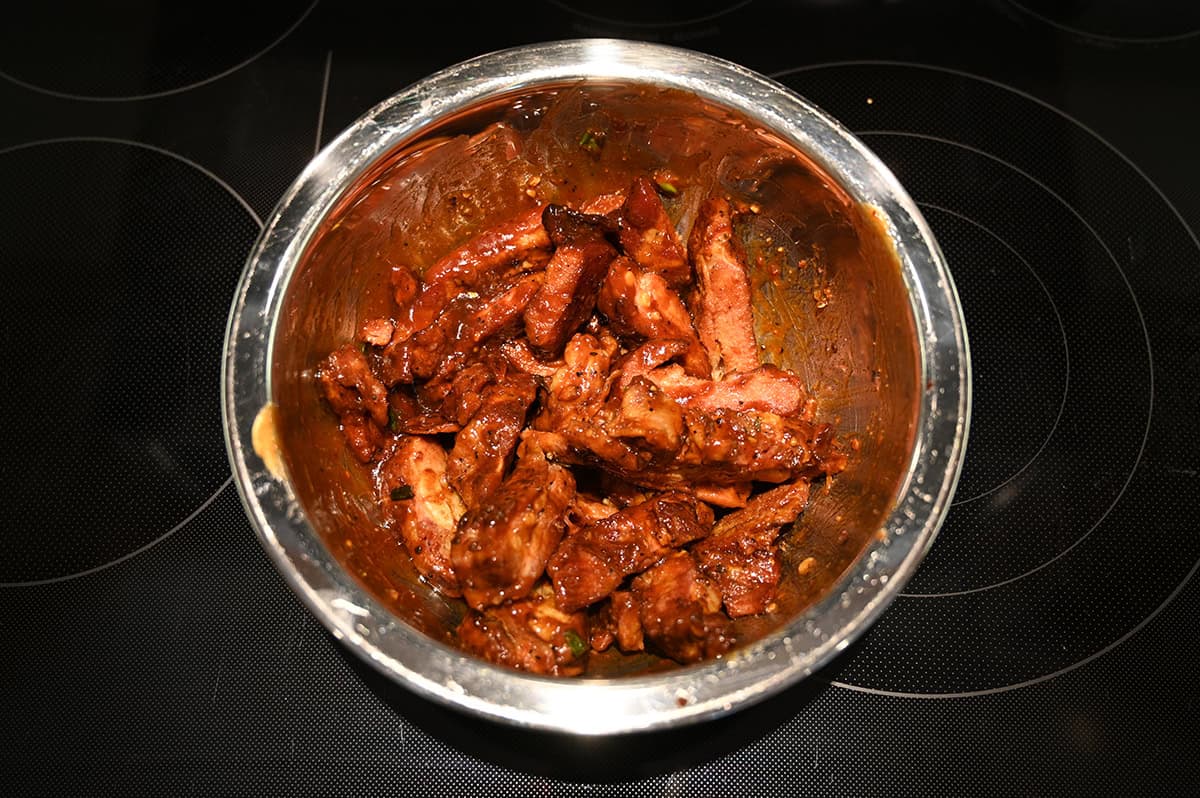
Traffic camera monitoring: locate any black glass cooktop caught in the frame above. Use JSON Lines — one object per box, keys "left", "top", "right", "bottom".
{"left": 2, "top": 1, "right": 1198, "bottom": 794}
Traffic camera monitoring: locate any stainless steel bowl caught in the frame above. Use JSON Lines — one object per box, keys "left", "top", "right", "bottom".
{"left": 223, "top": 39, "right": 970, "bottom": 734}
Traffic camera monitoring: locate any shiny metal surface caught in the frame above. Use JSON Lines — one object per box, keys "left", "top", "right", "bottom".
{"left": 223, "top": 39, "right": 970, "bottom": 734}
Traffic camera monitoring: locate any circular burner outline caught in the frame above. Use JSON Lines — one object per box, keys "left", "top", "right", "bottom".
{"left": 0, "top": 0, "right": 318, "bottom": 102}
{"left": 771, "top": 61, "right": 1197, "bottom": 695}
{"left": 1008, "top": 1, "right": 1200, "bottom": 44}
{"left": 0, "top": 135, "right": 261, "bottom": 587}
{"left": 548, "top": 0, "right": 752, "bottom": 29}
{"left": 914, "top": 201, "right": 1070, "bottom": 507}
{"left": 0, "top": 478, "right": 233, "bottom": 588}
{"left": 851, "top": 129, "right": 1152, "bottom": 597}
{"left": 829, "top": 552, "right": 1200, "bottom": 698}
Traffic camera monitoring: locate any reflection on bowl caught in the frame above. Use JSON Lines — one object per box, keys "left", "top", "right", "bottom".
{"left": 223, "top": 39, "right": 969, "bottom": 734}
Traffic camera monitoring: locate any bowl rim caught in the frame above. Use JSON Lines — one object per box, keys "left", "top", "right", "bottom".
{"left": 222, "top": 38, "right": 971, "bottom": 735}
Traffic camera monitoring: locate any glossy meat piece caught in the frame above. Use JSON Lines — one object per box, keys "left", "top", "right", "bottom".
{"left": 631, "top": 551, "right": 733, "bottom": 664}
{"left": 597, "top": 256, "right": 709, "bottom": 377}
{"left": 447, "top": 374, "right": 538, "bottom": 509}
{"left": 693, "top": 482, "right": 752, "bottom": 508}
{"left": 376, "top": 436, "right": 465, "bottom": 596}
{"left": 565, "top": 494, "right": 619, "bottom": 528}
{"left": 410, "top": 205, "right": 550, "bottom": 331}
{"left": 616, "top": 177, "right": 690, "bottom": 286}
{"left": 500, "top": 338, "right": 562, "bottom": 378}
{"left": 358, "top": 317, "right": 395, "bottom": 347}
{"left": 457, "top": 584, "right": 588, "bottom": 676}
{"left": 389, "top": 264, "right": 421, "bottom": 341}
{"left": 544, "top": 332, "right": 618, "bottom": 408}
{"left": 451, "top": 440, "right": 577, "bottom": 609}
{"left": 646, "top": 363, "right": 811, "bottom": 418}
{"left": 693, "top": 480, "right": 812, "bottom": 616}
{"left": 607, "top": 377, "right": 685, "bottom": 455}
{"left": 613, "top": 338, "right": 691, "bottom": 388}
{"left": 386, "top": 389, "right": 458, "bottom": 436}
{"left": 541, "top": 202, "right": 616, "bottom": 245}
{"left": 536, "top": 389, "right": 843, "bottom": 489}
{"left": 547, "top": 491, "right": 714, "bottom": 612}
{"left": 589, "top": 590, "right": 644, "bottom": 653}
{"left": 463, "top": 271, "right": 545, "bottom": 346}
{"left": 385, "top": 269, "right": 545, "bottom": 384}
{"left": 317, "top": 343, "right": 390, "bottom": 461}
{"left": 414, "top": 345, "right": 515, "bottom": 429}
{"left": 524, "top": 206, "right": 619, "bottom": 355}
{"left": 687, "top": 197, "right": 760, "bottom": 378}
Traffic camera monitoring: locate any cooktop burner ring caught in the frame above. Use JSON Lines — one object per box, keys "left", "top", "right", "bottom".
{"left": 0, "top": 137, "right": 260, "bottom": 585}
{"left": 915, "top": 201, "right": 1071, "bottom": 508}
{"left": 548, "top": 0, "right": 751, "bottom": 28}
{"left": 766, "top": 61, "right": 1198, "bottom": 696}
{"left": 837, "top": 127, "right": 1153, "bottom": 595}
{"left": 0, "top": 0, "right": 317, "bottom": 102}
{"left": 829, "top": 552, "right": 1200, "bottom": 698}
{"left": 1007, "top": 1, "right": 1200, "bottom": 44}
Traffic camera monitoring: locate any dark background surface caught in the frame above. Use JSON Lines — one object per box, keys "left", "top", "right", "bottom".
{"left": 2, "top": 1, "right": 1198, "bottom": 795}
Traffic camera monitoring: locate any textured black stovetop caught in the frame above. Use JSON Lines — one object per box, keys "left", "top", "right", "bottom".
{"left": 2, "top": 1, "right": 1198, "bottom": 795}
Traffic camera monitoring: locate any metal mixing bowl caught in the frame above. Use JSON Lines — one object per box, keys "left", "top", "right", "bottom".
{"left": 222, "top": 39, "right": 969, "bottom": 734}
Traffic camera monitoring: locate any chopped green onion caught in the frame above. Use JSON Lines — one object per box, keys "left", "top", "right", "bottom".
{"left": 564, "top": 629, "right": 587, "bottom": 657}
{"left": 390, "top": 485, "right": 414, "bottom": 501}
{"left": 388, "top": 408, "right": 402, "bottom": 433}
{"left": 578, "top": 130, "right": 603, "bottom": 154}
{"left": 655, "top": 180, "right": 678, "bottom": 196}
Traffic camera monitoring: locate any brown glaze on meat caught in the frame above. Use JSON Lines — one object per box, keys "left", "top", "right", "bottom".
{"left": 375, "top": 436, "right": 465, "bottom": 596}
{"left": 688, "top": 197, "right": 760, "bottom": 378}
{"left": 535, "top": 394, "right": 843, "bottom": 490}
{"left": 693, "top": 480, "right": 812, "bottom": 617}
{"left": 630, "top": 551, "right": 733, "bottom": 664}
{"left": 316, "top": 344, "right": 389, "bottom": 462}
{"left": 451, "top": 440, "right": 577, "bottom": 609}
{"left": 457, "top": 584, "right": 588, "bottom": 676}
{"left": 597, "top": 256, "right": 710, "bottom": 378}
{"left": 547, "top": 491, "right": 714, "bottom": 612}
{"left": 410, "top": 205, "right": 550, "bottom": 331}
{"left": 616, "top": 177, "right": 690, "bottom": 286}
{"left": 646, "top": 363, "right": 811, "bottom": 418}
{"left": 447, "top": 375, "right": 538, "bottom": 509}
{"left": 524, "top": 206, "right": 618, "bottom": 355}
{"left": 590, "top": 590, "right": 644, "bottom": 653}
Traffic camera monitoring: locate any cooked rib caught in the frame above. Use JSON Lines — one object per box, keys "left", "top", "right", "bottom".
{"left": 451, "top": 439, "right": 577, "bottom": 609}
{"left": 631, "top": 551, "right": 733, "bottom": 664}
{"left": 317, "top": 343, "right": 390, "bottom": 461}
{"left": 590, "top": 590, "right": 644, "bottom": 653}
{"left": 376, "top": 436, "right": 465, "bottom": 597}
{"left": 693, "top": 480, "right": 812, "bottom": 616}
{"left": 616, "top": 177, "right": 690, "bottom": 286}
{"left": 410, "top": 205, "right": 550, "bottom": 330}
{"left": 457, "top": 584, "right": 588, "bottom": 676}
{"left": 646, "top": 363, "right": 810, "bottom": 418}
{"left": 447, "top": 375, "right": 537, "bottom": 509}
{"left": 547, "top": 491, "right": 714, "bottom": 612}
{"left": 687, "top": 197, "right": 760, "bottom": 378}
{"left": 597, "top": 255, "right": 709, "bottom": 377}
{"left": 524, "top": 206, "right": 618, "bottom": 355}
